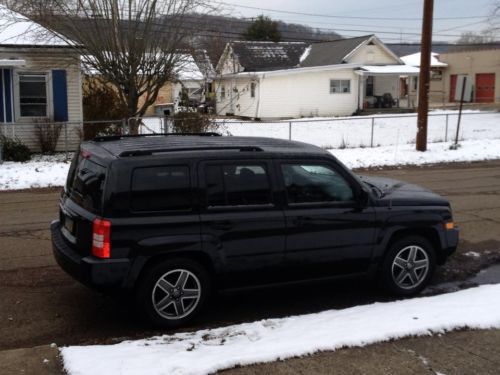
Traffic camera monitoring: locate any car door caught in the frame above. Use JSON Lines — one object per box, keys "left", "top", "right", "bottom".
{"left": 278, "top": 160, "right": 376, "bottom": 280}
{"left": 198, "top": 159, "right": 286, "bottom": 288}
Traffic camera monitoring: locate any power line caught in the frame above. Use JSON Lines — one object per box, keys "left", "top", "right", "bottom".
{"left": 218, "top": 1, "right": 490, "bottom": 21}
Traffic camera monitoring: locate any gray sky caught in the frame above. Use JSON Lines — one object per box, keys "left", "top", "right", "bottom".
{"left": 221, "top": 0, "right": 497, "bottom": 43}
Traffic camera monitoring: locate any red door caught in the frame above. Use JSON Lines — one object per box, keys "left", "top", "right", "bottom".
{"left": 449, "top": 74, "right": 457, "bottom": 102}
{"left": 475, "top": 73, "right": 495, "bottom": 103}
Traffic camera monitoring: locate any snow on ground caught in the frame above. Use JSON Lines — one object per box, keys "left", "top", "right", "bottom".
{"left": 1, "top": 138, "right": 500, "bottom": 190}
{"left": 331, "top": 138, "right": 500, "bottom": 169}
{"left": 0, "top": 154, "right": 71, "bottom": 190}
{"left": 61, "top": 283, "right": 500, "bottom": 375}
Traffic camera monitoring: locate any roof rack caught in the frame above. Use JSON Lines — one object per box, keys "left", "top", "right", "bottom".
{"left": 93, "top": 132, "right": 221, "bottom": 142}
{"left": 119, "top": 146, "right": 262, "bottom": 157}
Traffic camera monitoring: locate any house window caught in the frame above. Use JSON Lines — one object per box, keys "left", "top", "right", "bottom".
{"left": 19, "top": 74, "right": 48, "bottom": 117}
{"left": 220, "top": 85, "right": 225, "bottom": 100}
{"left": 330, "top": 79, "right": 351, "bottom": 94}
{"left": 250, "top": 82, "right": 256, "bottom": 98}
{"left": 413, "top": 77, "right": 418, "bottom": 91}
{"left": 366, "top": 76, "right": 374, "bottom": 96}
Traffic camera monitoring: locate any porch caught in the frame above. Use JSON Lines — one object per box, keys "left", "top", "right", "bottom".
{"left": 355, "top": 65, "right": 420, "bottom": 114}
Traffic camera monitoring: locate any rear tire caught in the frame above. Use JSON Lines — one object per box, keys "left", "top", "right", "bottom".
{"left": 136, "top": 258, "right": 211, "bottom": 329}
{"left": 381, "top": 236, "right": 436, "bottom": 296}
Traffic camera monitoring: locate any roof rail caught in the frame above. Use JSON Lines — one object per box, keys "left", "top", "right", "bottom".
{"left": 93, "top": 132, "right": 221, "bottom": 142}
{"left": 119, "top": 146, "right": 262, "bottom": 157}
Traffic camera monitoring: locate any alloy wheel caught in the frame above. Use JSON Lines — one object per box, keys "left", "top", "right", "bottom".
{"left": 391, "top": 245, "right": 430, "bottom": 290}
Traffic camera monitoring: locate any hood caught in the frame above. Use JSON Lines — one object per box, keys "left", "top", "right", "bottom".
{"left": 359, "top": 175, "right": 450, "bottom": 207}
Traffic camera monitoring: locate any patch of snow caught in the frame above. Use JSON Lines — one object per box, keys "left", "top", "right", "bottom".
{"left": 360, "top": 65, "right": 420, "bottom": 74}
{"left": 0, "top": 154, "right": 71, "bottom": 190}
{"left": 464, "top": 251, "right": 481, "bottom": 258}
{"left": 402, "top": 52, "right": 448, "bottom": 68}
{"left": 61, "top": 284, "right": 500, "bottom": 375}
{"left": 331, "top": 139, "right": 500, "bottom": 169}
{"left": 299, "top": 45, "right": 312, "bottom": 63}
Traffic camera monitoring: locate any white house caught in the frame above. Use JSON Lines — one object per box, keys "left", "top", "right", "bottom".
{"left": 215, "top": 35, "right": 420, "bottom": 119}
{"left": 0, "top": 5, "right": 82, "bottom": 151}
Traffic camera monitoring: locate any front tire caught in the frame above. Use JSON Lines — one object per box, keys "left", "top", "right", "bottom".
{"left": 136, "top": 258, "right": 211, "bottom": 328}
{"left": 381, "top": 236, "right": 436, "bottom": 296}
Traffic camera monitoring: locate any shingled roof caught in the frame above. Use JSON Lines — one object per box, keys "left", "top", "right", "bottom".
{"left": 300, "top": 35, "right": 379, "bottom": 67}
{"left": 230, "top": 41, "right": 308, "bottom": 72}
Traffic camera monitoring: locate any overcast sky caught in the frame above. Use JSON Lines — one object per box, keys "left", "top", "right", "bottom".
{"left": 221, "top": 0, "right": 497, "bottom": 43}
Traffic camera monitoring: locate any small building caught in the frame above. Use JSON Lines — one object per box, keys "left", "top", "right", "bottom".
{"left": 215, "top": 35, "right": 420, "bottom": 119}
{"left": 401, "top": 44, "right": 500, "bottom": 106}
{"left": 0, "top": 6, "right": 82, "bottom": 151}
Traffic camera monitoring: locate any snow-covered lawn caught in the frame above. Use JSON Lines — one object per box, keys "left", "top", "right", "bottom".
{"left": 0, "top": 154, "right": 71, "bottom": 190}
{"left": 61, "top": 283, "right": 500, "bottom": 375}
{"left": 1, "top": 138, "right": 500, "bottom": 190}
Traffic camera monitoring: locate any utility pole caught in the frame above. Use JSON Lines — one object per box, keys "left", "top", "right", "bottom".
{"left": 416, "top": 0, "right": 434, "bottom": 152}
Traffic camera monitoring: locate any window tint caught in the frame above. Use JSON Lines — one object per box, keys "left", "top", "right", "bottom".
{"left": 281, "top": 164, "right": 354, "bottom": 204}
{"left": 68, "top": 154, "right": 106, "bottom": 213}
{"left": 205, "top": 164, "right": 272, "bottom": 207}
{"left": 131, "top": 166, "right": 191, "bottom": 212}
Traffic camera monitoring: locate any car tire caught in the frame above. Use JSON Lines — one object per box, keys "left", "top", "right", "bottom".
{"left": 136, "top": 258, "right": 211, "bottom": 329}
{"left": 381, "top": 236, "right": 436, "bottom": 296}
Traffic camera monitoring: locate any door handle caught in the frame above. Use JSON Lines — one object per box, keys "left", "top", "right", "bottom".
{"left": 211, "top": 221, "right": 233, "bottom": 231}
{"left": 295, "top": 216, "right": 314, "bottom": 226}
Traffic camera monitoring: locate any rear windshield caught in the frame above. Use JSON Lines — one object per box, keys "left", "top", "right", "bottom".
{"left": 66, "top": 150, "right": 107, "bottom": 214}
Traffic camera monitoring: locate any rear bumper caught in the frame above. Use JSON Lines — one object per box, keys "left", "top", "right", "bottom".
{"left": 51, "top": 221, "right": 131, "bottom": 289}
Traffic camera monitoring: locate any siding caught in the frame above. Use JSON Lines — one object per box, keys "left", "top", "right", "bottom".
{"left": 258, "top": 69, "right": 359, "bottom": 118}
{"left": 347, "top": 44, "right": 399, "bottom": 65}
{"left": 0, "top": 48, "right": 82, "bottom": 152}
{"left": 216, "top": 77, "right": 259, "bottom": 117}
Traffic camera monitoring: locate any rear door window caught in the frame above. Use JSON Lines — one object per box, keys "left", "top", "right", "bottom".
{"left": 67, "top": 153, "right": 107, "bottom": 213}
{"left": 205, "top": 164, "right": 272, "bottom": 207}
{"left": 131, "top": 165, "right": 191, "bottom": 212}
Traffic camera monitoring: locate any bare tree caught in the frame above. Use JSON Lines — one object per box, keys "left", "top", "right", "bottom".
{"left": 3, "top": 0, "right": 214, "bottom": 131}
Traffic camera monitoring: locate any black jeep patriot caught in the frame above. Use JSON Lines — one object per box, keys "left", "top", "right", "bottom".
{"left": 52, "top": 134, "right": 458, "bottom": 327}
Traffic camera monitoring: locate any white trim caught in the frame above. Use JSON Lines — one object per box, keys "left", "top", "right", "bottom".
{"left": 14, "top": 70, "right": 52, "bottom": 120}
{"left": 220, "top": 63, "right": 362, "bottom": 79}
{"left": 343, "top": 35, "right": 404, "bottom": 65}
{"left": 0, "top": 59, "right": 25, "bottom": 67}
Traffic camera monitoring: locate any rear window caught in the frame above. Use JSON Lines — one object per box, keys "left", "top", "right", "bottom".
{"left": 131, "top": 165, "right": 191, "bottom": 212}
{"left": 67, "top": 151, "right": 107, "bottom": 213}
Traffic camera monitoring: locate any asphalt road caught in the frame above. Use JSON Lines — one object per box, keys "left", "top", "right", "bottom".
{"left": 0, "top": 161, "right": 500, "bottom": 354}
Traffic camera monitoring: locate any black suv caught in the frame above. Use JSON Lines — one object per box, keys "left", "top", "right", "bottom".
{"left": 52, "top": 134, "right": 458, "bottom": 327}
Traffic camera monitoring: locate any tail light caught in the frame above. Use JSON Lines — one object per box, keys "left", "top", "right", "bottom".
{"left": 92, "top": 218, "right": 111, "bottom": 258}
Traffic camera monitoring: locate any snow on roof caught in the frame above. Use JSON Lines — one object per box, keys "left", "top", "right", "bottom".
{"left": 174, "top": 55, "right": 204, "bottom": 81}
{"left": 0, "top": 5, "right": 69, "bottom": 47}
{"left": 401, "top": 52, "right": 448, "bottom": 67}
{"left": 357, "top": 65, "right": 420, "bottom": 75}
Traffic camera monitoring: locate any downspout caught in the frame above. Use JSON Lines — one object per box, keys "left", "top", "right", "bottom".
{"left": 255, "top": 73, "right": 264, "bottom": 119}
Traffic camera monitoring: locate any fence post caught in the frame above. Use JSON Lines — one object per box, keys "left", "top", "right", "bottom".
{"left": 64, "top": 122, "right": 68, "bottom": 160}
{"left": 445, "top": 114, "right": 449, "bottom": 142}
{"left": 370, "top": 117, "right": 375, "bottom": 147}
{"left": 288, "top": 121, "right": 292, "bottom": 140}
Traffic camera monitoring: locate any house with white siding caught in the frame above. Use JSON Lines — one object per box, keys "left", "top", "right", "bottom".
{"left": 0, "top": 6, "right": 82, "bottom": 151}
{"left": 215, "top": 35, "right": 420, "bottom": 119}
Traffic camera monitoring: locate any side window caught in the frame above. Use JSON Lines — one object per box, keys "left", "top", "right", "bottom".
{"left": 131, "top": 166, "right": 191, "bottom": 212}
{"left": 205, "top": 164, "right": 272, "bottom": 207}
{"left": 281, "top": 163, "right": 354, "bottom": 204}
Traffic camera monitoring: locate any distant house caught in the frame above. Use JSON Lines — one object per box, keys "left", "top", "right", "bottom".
{"left": 144, "top": 51, "right": 214, "bottom": 116}
{"left": 0, "top": 6, "right": 82, "bottom": 151}
{"left": 402, "top": 45, "right": 500, "bottom": 105}
{"left": 215, "top": 35, "right": 420, "bottom": 119}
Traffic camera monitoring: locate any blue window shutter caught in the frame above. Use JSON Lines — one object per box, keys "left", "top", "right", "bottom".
{"left": 52, "top": 70, "right": 69, "bottom": 122}
{"left": 4, "top": 69, "right": 13, "bottom": 122}
{"left": 0, "top": 69, "right": 4, "bottom": 123}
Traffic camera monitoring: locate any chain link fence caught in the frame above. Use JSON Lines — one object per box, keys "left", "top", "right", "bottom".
{"left": 0, "top": 111, "right": 498, "bottom": 162}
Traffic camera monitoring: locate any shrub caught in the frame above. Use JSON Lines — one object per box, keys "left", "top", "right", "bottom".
{"left": 34, "top": 120, "right": 62, "bottom": 154}
{"left": 172, "top": 111, "right": 218, "bottom": 134}
{"left": 0, "top": 135, "right": 31, "bottom": 162}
